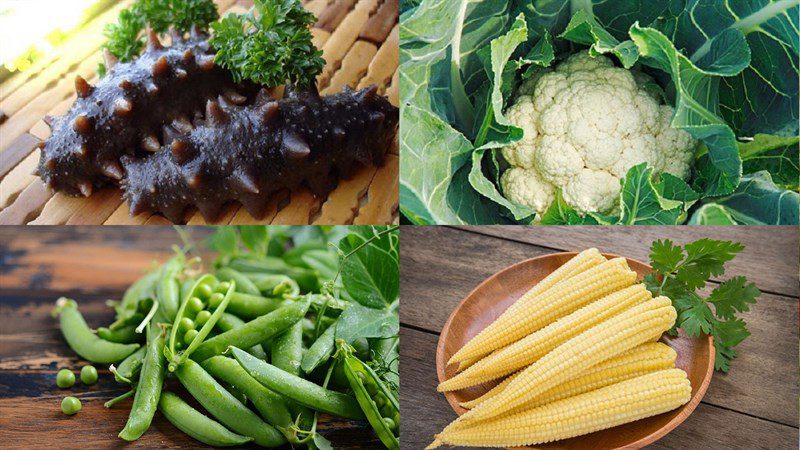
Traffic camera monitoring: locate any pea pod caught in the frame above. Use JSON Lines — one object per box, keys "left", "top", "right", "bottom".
{"left": 111, "top": 346, "right": 146, "bottom": 383}
{"left": 226, "top": 292, "right": 284, "bottom": 319}
{"left": 246, "top": 273, "right": 301, "bottom": 297}
{"left": 231, "top": 346, "right": 365, "bottom": 420}
{"left": 216, "top": 313, "right": 268, "bottom": 360}
{"left": 53, "top": 298, "right": 140, "bottom": 363}
{"left": 228, "top": 258, "right": 316, "bottom": 292}
{"left": 271, "top": 321, "right": 318, "bottom": 445}
{"left": 156, "top": 259, "right": 181, "bottom": 321}
{"left": 216, "top": 267, "right": 261, "bottom": 296}
{"left": 337, "top": 340, "right": 399, "bottom": 449}
{"left": 191, "top": 298, "right": 309, "bottom": 362}
{"left": 167, "top": 275, "right": 233, "bottom": 371}
{"left": 114, "top": 272, "right": 159, "bottom": 325}
{"left": 158, "top": 391, "right": 253, "bottom": 447}
{"left": 301, "top": 321, "right": 336, "bottom": 373}
{"left": 201, "top": 356, "right": 296, "bottom": 442}
{"left": 97, "top": 325, "right": 143, "bottom": 344}
{"left": 118, "top": 323, "right": 166, "bottom": 441}
{"left": 174, "top": 359, "right": 285, "bottom": 447}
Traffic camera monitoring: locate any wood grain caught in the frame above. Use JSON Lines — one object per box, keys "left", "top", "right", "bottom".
{"left": 400, "top": 226, "right": 800, "bottom": 448}
{"left": 0, "top": 227, "right": 380, "bottom": 449}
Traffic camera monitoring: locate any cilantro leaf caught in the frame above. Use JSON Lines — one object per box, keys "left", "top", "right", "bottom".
{"left": 708, "top": 276, "right": 760, "bottom": 319}
{"left": 673, "top": 293, "right": 714, "bottom": 336}
{"left": 675, "top": 239, "right": 744, "bottom": 290}
{"left": 649, "top": 239, "right": 684, "bottom": 273}
{"left": 647, "top": 238, "right": 757, "bottom": 373}
{"left": 711, "top": 318, "right": 750, "bottom": 372}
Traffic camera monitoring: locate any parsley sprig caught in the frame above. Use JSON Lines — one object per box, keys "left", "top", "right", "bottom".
{"left": 643, "top": 238, "right": 760, "bottom": 372}
{"left": 210, "top": 0, "right": 324, "bottom": 88}
{"left": 100, "top": 0, "right": 219, "bottom": 73}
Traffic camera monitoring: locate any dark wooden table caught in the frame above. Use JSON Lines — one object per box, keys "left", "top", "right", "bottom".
{"left": 400, "top": 226, "right": 799, "bottom": 450}
{"left": 0, "top": 227, "right": 379, "bottom": 448}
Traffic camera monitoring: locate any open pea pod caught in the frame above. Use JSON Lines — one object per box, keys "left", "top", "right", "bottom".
{"left": 336, "top": 340, "right": 399, "bottom": 450}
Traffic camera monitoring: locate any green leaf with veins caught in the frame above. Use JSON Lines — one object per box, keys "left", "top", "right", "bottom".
{"left": 559, "top": 9, "right": 640, "bottom": 68}
{"left": 698, "top": 171, "right": 800, "bottom": 225}
{"left": 673, "top": 293, "right": 715, "bottom": 336}
{"left": 739, "top": 135, "right": 799, "bottom": 190}
{"left": 708, "top": 276, "right": 760, "bottom": 320}
{"left": 711, "top": 318, "right": 750, "bottom": 372}
{"left": 648, "top": 239, "right": 683, "bottom": 274}
{"left": 675, "top": 238, "right": 744, "bottom": 290}
{"left": 619, "top": 164, "right": 682, "bottom": 225}
{"left": 687, "top": 203, "right": 738, "bottom": 225}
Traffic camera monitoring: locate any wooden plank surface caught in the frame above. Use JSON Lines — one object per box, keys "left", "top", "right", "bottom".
{"left": 399, "top": 226, "right": 799, "bottom": 448}
{"left": 0, "top": 0, "right": 398, "bottom": 225}
{"left": 0, "top": 227, "right": 380, "bottom": 449}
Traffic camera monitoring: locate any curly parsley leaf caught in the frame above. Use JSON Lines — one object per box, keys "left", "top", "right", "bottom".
{"left": 102, "top": 0, "right": 218, "bottom": 65}
{"left": 210, "top": 0, "right": 324, "bottom": 88}
{"left": 648, "top": 238, "right": 758, "bottom": 373}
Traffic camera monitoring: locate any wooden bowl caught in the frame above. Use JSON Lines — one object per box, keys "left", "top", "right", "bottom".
{"left": 435, "top": 252, "right": 714, "bottom": 450}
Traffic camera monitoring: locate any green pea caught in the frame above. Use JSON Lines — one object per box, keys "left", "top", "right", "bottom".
{"left": 184, "top": 329, "right": 199, "bottom": 345}
{"left": 187, "top": 297, "right": 205, "bottom": 314}
{"left": 178, "top": 317, "right": 195, "bottom": 333}
{"left": 197, "top": 284, "right": 214, "bottom": 299}
{"left": 392, "top": 412, "right": 400, "bottom": 428}
{"left": 195, "top": 310, "right": 212, "bottom": 327}
{"left": 56, "top": 369, "right": 75, "bottom": 388}
{"left": 382, "top": 417, "right": 395, "bottom": 430}
{"left": 374, "top": 393, "right": 386, "bottom": 407}
{"left": 80, "top": 365, "right": 98, "bottom": 385}
{"left": 356, "top": 371, "right": 367, "bottom": 383}
{"left": 216, "top": 281, "right": 231, "bottom": 294}
{"left": 61, "top": 396, "right": 82, "bottom": 415}
{"left": 365, "top": 381, "right": 378, "bottom": 396}
{"left": 208, "top": 292, "right": 225, "bottom": 309}
{"left": 380, "top": 404, "right": 393, "bottom": 417}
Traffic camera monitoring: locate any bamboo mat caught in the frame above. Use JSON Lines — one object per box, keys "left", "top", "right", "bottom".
{"left": 0, "top": 0, "right": 399, "bottom": 225}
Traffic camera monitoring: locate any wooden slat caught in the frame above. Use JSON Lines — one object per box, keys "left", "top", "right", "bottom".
{"left": 64, "top": 188, "right": 123, "bottom": 225}
{"left": 0, "top": 151, "right": 41, "bottom": 209}
{"left": 305, "top": 0, "right": 333, "bottom": 17}
{"left": 103, "top": 201, "right": 151, "bottom": 225}
{"left": 314, "top": 165, "right": 377, "bottom": 224}
{"left": 0, "top": 1, "right": 132, "bottom": 112}
{"left": 318, "top": 0, "right": 380, "bottom": 88}
{"left": 359, "top": 0, "right": 397, "bottom": 43}
{"left": 327, "top": 40, "right": 378, "bottom": 92}
{"left": 270, "top": 189, "right": 321, "bottom": 224}
{"left": 385, "top": 68, "right": 399, "bottom": 107}
{"left": 27, "top": 193, "right": 88, "bottom": 225}
{"left": 0, "top": 180, "right": 50, "bottom": 225}
{"left": 228, "top": 193, "right": 284, "bottom": 224}
{"left": 353, "top": 153, "right": 398, "bottom": 224}
{"left": 0, "top": 133, "right": 40, "bottom": 179}
{"left": 358, "top": 24, "right": 398, "bottom": 89}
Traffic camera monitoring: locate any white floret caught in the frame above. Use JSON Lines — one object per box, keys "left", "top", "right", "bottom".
{"left": 562, "top": 169, "right": 621, "bottom": 214}
{"left": 499, "top": 50, "right": 697, "bottom": 217}
{"left": 500, "top": 167, "right": 556, "bottom": 216}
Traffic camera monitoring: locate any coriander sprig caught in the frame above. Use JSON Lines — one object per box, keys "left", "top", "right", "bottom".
{"left": 643, "top": 238, "right": 760, "bottom": 372}
{"left": 210, "top": 0, "right": 324, "bottom": 88}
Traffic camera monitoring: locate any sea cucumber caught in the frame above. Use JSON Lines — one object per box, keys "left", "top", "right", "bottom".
{"left": 37, "top": 28, "right": 244, "bottom": 196}
{"left": 121, "top": 85, "right": 398, "bottom": 223}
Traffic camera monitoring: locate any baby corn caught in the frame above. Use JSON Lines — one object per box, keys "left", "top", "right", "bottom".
{"left": 460, "top": 342, "right": 675, "bottom": 410}
{"left": 447, "top": 256, "right": 633, "bottom": 366}
{"left": 447, "top": 248, "right": 606, "bottom": 365}
{"left": 439, "top": 284, "right": 652, "bottom": 391}
{"left": 430, "top": 368, "right": 692, "bottom": 448}
{"left": 459, "top": 372, "right": 520, "bottom": 410}
{"left": 451, "top": 296, "right": 677, "bottom": 424}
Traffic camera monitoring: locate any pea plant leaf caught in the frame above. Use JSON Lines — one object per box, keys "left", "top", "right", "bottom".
{"left": 337, "top": 227, "right": 399, "bottom": 308}
{"left": 335, "top": 302, "right": 399, "bottom": 344}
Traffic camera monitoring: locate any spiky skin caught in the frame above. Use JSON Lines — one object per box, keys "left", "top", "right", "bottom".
{"left": 121, "top": 85, "right": 398, "bottom": 223}
{"left": 37, "top": 29, "right": 241, "bottom": 196}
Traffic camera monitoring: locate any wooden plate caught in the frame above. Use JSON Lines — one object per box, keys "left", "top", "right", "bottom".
{"left": 435, "top": 252, "right": 714, "bottom": 450}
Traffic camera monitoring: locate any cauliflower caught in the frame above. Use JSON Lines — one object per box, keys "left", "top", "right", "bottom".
{"left": 500, "top": 51, "right": 698, "bottom": 216}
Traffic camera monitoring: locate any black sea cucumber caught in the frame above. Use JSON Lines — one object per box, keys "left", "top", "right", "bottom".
{"left": 121, "top": 85, "right": 398, "bottom": 223}
{"left": 37, "top": 28, "right": 244, "bottom": 196}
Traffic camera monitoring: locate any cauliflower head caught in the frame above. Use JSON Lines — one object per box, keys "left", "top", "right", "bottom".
{"left": 500, "top": 51, "right": 698, "bottom": 217}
